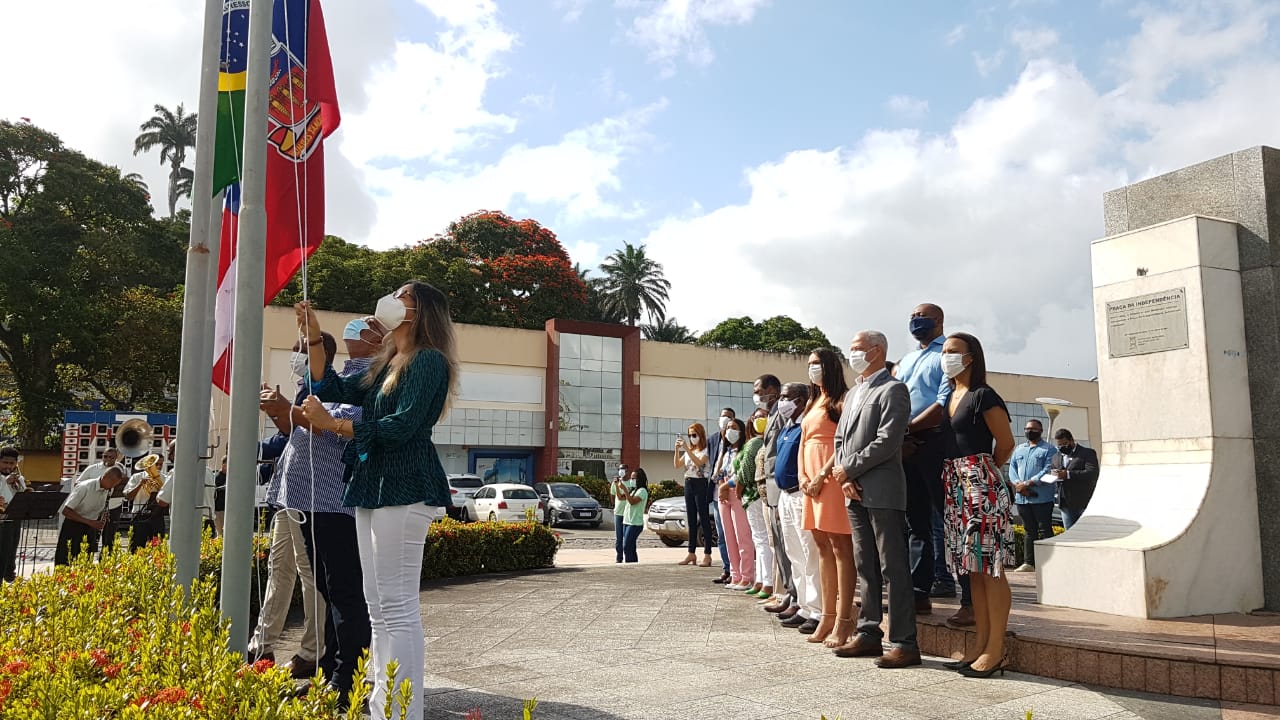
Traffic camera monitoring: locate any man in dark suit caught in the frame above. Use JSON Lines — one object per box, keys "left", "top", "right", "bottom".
{"left": 829, "top": 331, "right": 919, "bottom": 668}
{"left": 1050, "top": 428, "right": 1099, "bottom": 529}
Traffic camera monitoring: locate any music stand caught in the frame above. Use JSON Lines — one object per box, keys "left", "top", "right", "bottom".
{"left": 2, "top": 492, "right": 67, "bottom": 522}
{"left": 2, "top": 492, "right": 67, "bottom": 580}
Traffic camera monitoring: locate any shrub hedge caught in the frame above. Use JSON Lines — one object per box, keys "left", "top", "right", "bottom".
{"left": 421, "top": 518, "right": 560, "bottom": 580}
{"left": 1010, "top": 524, "right": 1065, "bottom": 567}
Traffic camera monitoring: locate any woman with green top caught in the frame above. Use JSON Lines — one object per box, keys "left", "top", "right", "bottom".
{"left": 621, "top": 469, "right": 649, "bottom": 563}
{"left": 295, "top": 280, "right": 458, "bottom": 720}
{"left": 612, "top": 464, "right": 630, "bottom": 563}
{"left": 741, "top": 409, "right": 774, "bottom": 598}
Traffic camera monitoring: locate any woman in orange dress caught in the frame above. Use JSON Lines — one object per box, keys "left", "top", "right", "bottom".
{"left": 799, "top": 347, "right": 856, "bottom": 647}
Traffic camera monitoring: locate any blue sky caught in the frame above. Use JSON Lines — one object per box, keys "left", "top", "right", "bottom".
{"left": 5, "top": 0, "right": 1280, "bottom": 379}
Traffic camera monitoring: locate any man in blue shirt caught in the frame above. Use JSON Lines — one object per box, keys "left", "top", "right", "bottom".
{"left": 894, "top": 303, "right": 953, "bottom": 617}
{"left": 1010, "top": 419, "right": 1059, "bottom": 572}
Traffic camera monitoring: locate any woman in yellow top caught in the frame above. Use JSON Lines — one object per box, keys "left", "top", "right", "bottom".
{"left": 799, "top": 348, "right": 856, "bottom": 648}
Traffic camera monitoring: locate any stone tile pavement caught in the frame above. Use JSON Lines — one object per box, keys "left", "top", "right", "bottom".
{"left": 273, "top": 546, "right": 1280, "bottom": 719}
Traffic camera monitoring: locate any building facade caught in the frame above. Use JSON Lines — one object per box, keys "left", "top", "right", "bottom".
{"left": 219, "top": 307, "right": 1102, "bottom": 485}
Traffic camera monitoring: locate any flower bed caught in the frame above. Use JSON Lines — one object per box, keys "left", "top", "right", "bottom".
{"left": 0, "top": 545, "right": 344, "bottom": 719}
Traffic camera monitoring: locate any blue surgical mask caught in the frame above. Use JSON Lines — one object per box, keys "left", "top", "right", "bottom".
{"left": 909, "top": 316, "right": 936, "bottom": 341}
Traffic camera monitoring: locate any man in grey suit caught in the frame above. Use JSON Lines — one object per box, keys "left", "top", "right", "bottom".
{"left": 830, "top": 330, "right": 920, "bottom": 668}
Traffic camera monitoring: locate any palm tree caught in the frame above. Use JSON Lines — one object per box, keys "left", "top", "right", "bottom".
{"left": 133, "top": 104, "right": 197, "bottom": 217}
{"left": 597, "top": 243, "right": 671, "bottom": 326}
{"left": 643, "top": 318, "right": 696, "bottom": 344}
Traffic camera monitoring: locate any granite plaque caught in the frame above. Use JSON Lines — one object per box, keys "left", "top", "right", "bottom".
{"left": 1106, "top": 288, "right": 1190, "bottom": 358}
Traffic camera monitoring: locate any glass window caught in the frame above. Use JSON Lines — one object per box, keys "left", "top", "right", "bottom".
{"left": 580, "top": 371, "right": 602, "bottom": 388}
{"left": 560, "top": 369, "right": 581, "bottom": 386}
{"left": 550, "top": 483, "right": 591, "bottom": 498}
{"left": 580, "top": 387, "right": 603, "bottom": 412}
{"left": 581, "top": 358, "right": 603, "bottom": 372}
{"left": 561, "top": 333, "right": 581, "bottom": 359}
{"left": 602, "top": 388, "right": 622, "bottom": 414}
{"left": 603, "top": 337, "right": 622, "bottom": 362}
{"left": 503, "top": 488, "right": 538, "bottom": 500}
{"left": 560, "top": 354, "right": 581, "bottom": 371}
{"left": 581, "top": 335, "right": 604, "bottom": 361}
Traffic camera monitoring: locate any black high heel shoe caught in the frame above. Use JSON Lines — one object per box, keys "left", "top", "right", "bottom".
{"left": 943, "top": 659, "right": 973, "bottom": 671}
{"left": 957, "top": 651, "right": 1010, "bottom": 678}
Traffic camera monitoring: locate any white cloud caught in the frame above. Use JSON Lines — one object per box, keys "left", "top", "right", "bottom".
{"left": 555, "top": 0, "right": 593, "bottom": 22}
{"left": 974, "top": 49, "right": 1007, "bottom": 76}
{"left": 946, "top": 24, "right": 968, "bottom": 46}
{"left": 355, "top": 100, "right": 666, "bottom": 247}
{"left": 622, "top": 0, "right": 769, "bottom": 72}
{"left": 1011, "top": 26, "right": 1060, "bottom": 55}
{"left": 638, "top": 0, "right": 1280, "bottom": 379}
{"left": 886, "top": 95, "right": 929, "bottom": 119}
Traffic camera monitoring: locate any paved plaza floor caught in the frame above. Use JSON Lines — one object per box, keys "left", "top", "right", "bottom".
{"left": 270, "top": 546, "right": 1280, "bottom": 720}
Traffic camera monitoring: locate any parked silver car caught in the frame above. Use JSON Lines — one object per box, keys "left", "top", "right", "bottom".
{"left": 447, "top": 474, "right": 484, "bottom": 521}
{"left": 533, "top": 481, "right": 603, "bottom": 528}
{"left": 645, "top": 495, "right": 717, "bottom": 548}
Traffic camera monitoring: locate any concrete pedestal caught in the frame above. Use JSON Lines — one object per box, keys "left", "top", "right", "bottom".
{"left": 1036, "top": 216, "right": 1265, "bottom": 618}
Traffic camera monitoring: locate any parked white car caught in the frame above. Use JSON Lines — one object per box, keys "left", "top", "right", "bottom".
{"left": 469, "top": 483, "right": 543, "bottom": 524}
{"left": 447, "top": 474, "right": 484, "bottom": 521}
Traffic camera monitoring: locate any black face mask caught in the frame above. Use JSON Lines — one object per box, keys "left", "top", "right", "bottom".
{"left": 1025, "top": 431, "right": 1042, "bottom": 442}
{"left": 909, "top": 317, "right": 936, "bottom": 341}
{"left": 1059, "top": 444, "right": 1074, "bottom": 455}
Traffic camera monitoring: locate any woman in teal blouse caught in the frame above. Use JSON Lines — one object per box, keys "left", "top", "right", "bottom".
{"left": 297, "top": 280, "right": 458, "bottom": 720}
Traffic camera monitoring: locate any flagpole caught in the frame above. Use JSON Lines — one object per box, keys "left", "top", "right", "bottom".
{"left": 221, "top": 0, "right": 272, "bottom": 654}
{"left": 170, "top": 0, "right": 225, "bottom": 590}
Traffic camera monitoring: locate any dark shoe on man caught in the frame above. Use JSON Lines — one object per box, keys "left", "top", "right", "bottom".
{"left": 875, "top": 647, "right": 922, "bottom": 669}
{"left": 797, "top": 618, "right": 820, "bottom": 635}
{"left": 930, "top": 580, "right": 957, "bottom": 598}
{"left": 780, "top": 611, "right": 806, "bottom": 627}
{"left": 285, "top": 655, "right": 317, "bottom": 680}
{"left": 914, "top": 596, "right": 933, "bottom": 614}
{"left": 712, "top": 572, "right": 731, "bottom": 584}
{"left": 946, "top": 605, "right": 976, "bottom": 627}
{"left": 833, "top": 633, "right": 884, "bottom": 658}
{"left": 778, "top": 606, "right": 801, "bottom": 621}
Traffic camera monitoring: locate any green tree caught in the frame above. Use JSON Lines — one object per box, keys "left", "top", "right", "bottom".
{"left": 133, "top": 103, "right": 197, "bottom": 218}
{"left": 597, "top": 242, "right": 671, "bottom": 326}
{"left": 642, "top": 317, "right": 697, "bottom": 344}
{"left": 697, "top": 315, "right": 838, "bottom": 356}
{"left": 0, "top": 121, "right": 185, "bottom": 447}
{"left": 574, "top": 264, "right": 625, "bottom": 324}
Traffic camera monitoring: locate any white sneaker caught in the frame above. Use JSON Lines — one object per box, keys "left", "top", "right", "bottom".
{"left": 1013, "top": 563, "right": 1036, "bottom": 573}
{"left": 726, "top": 583, "right": 746, "bottom": 590}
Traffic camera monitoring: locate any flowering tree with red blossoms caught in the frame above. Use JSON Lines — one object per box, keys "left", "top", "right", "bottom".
{"left": 426, "top": 210, "right": 589, "bottom": 330}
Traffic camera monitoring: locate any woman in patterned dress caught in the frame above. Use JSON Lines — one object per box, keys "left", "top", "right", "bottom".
{"left": 297, "top": 280, "right": 459, "bottom": 719}
{"left": 799, "top": 348, "right": 856, "bottom": 647}
{"left": 940, "top": 332, "right": 1016, "bottom": 678}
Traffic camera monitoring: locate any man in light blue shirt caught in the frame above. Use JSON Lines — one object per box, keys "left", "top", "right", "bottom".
{"left": 894, "top": 303, "right": 954, "bottom": 617}
{"left": 1011, "top": 419, "right": 1060, "bottom": 571}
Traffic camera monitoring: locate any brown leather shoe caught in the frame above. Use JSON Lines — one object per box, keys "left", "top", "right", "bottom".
{"left": 914, "top": 597, "right": 933, "bottom": 614}
{"left": 777, "top": 606, "right": 801, "bottom": 620}
{"left": 946, "top": 605, "right": 976, "bottom": 627}
{"left": 833, "top": 632, "right": 883, "bottom": 658}
{"left": 875, "top": 647, "right": 922, "bottom": 669}
{"left": 284, "top": 655, "right": 317, "bottom": 679}
{"left": 763, "top": 599, "right": 789, "bottom": 613}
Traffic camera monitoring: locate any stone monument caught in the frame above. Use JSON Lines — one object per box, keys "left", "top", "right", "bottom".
{"left": 1038, "top": 147, "right": 1280, "bottom": 617}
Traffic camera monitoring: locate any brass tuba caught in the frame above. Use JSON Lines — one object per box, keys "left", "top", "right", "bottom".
{"left": 135, "top": 453, "right": 165, "bottom": 494}
{"left": 116, "top": 419, "right": 155, "bottom": 459}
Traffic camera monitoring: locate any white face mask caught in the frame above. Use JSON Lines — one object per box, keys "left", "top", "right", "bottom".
{"left": 725, "top": 428, "right": 741, "bottom": 444}
{"left": 941, "top": 352, "right": 968, "bottom": 379}
{"left": 752, "top": 393, "right": 766, "bottom": 410}
{"left": 688, "top": 434, "right": 700, "bottom": 445}
{"left": 718, "top": 416, "right": 732, "bottom": 431}
{"left": 617, "top": 468, "right": 627, "bottom": 479}
{"left": 848, "top": 350, "right": 870, "bottom": 374}
{"left": 776, "top": 398, "right": 797, "bottom": 420}
{"left": 807, "top": 363, "right": 823, "bottom": 384}
{"left": 290, "top": 351, "right": 309, "bottom": 378}
{"left": 374, "top": 293, "right": 410, "bottom": 331}
{"left": 625, "top": 479, "right": 636, "bottom": 489}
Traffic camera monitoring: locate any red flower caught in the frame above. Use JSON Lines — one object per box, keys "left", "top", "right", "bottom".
{"left": 1, "top": 661, "right": 28, "bottom": 675}
{"left": 252, "top": 658, "right": 274, "bottom": 673}
{"left": 90, "top": 649, "right": 110, "bottom": 667}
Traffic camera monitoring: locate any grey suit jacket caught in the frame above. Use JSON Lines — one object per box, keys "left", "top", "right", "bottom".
{"left": 833, "top": 370, "right": 911, "bottom": 511}
{"left": 761, "top": 403, "right": 783, "bottom": 505}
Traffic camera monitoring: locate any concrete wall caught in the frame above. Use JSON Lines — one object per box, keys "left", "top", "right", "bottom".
{"left": 1103, "top": 147, "right": 1280, "bottom": 609}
